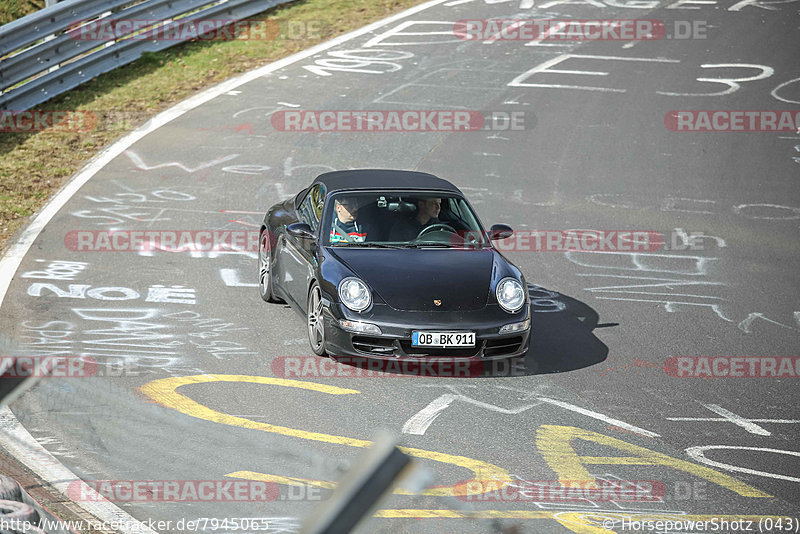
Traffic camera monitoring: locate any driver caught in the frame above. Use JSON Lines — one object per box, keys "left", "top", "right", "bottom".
{"left": 389, "top": 197, "right": 442, "bottom": 241}
{"left": 330, "top": 197, "right": 369, "bottom": 243}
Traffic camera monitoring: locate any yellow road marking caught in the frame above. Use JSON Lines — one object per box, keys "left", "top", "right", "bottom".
{"left": 374, "top": 509, "right": 556, "bottom": 519}
{"left": 140, "top": 375, "right": 513, "bottom": 497}
{"left": 536, "top": 425, "right": 770, "bottom": 498}
{"left": 226, "top": 471, "right": 336, "bottom": 490}
{"left": 226, "top": 470, "right": 434, "bottom": 495}
{"left": 140, "top": 375, "right": 772, "bottom": 528}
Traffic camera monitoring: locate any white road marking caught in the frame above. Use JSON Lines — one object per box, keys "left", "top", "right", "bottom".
{"left": 402, "top": 389, "right": 659, "bottom": 438}
{"left": 402, "top": 394, "right": 456, "bottom": 434}
{"left": 509, "top": 54, "right": 679, "bottom": 92}
{"left": 697, "top": 404, "right": 770, "bottom": 435}
{"left": 593, "top": 298, "right": 733, "bottom": 321}
{"left": 670, "top": 417, "right": 800, "bottom": 423}
{"left": 275, "top": 182, "right": 288, "bottom": 199}
{"left": 125, "top": 150, "right": 240, "bottom": 173}
{"left": 667, "top": 403, "right": 800, "bottom": 435}
{"left": 228, "top": 219, "right": 259, "bottom": 227}
{"left": 535, "top": 397, "right": 660, "bottom": 438}
{"left": 220, "top": 268, "right": 258, "bottom": 287}
{"left": 686, "top": 445, "right": 800, "bottom": 483}
{"left": 402, "top": 394, "right": 542, "bottom": 435}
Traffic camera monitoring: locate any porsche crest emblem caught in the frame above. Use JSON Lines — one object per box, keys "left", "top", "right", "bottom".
{"left": 433, "top": 299, "right": 442, "bottom": 306}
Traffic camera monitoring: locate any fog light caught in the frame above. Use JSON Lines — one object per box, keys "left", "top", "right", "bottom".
{"left": 339, "top": 320, "right": 382, "bottom": 335}
{"left": 499, "top": 318, "right": 530, "bottom": 334}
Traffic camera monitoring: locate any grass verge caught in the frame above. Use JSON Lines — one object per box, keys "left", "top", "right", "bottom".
{"left": 0, "top": 0, "right": 427, "bottom": 253}
{"left": 0, "top": 0, "right": 43, "bottom": 26}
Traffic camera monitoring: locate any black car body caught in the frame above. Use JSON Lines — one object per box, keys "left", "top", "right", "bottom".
{"left": 259, "top": 169, "right": 531, "bottom": 361}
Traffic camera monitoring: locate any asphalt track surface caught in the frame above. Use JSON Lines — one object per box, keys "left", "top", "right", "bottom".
{"left": 2, "top": 0, "right": 800, "bottom": 532}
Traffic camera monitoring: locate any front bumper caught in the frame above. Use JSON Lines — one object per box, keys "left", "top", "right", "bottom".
{"left": 322, "top": 301, "right": 531, "bottom": 361}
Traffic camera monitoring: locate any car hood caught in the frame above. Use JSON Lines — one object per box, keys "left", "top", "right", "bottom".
{"left": 329, "top": 248, "right": 494, "bottom": 311}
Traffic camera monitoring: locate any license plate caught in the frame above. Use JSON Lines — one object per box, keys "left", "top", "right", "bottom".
{"left": 412, "top": 331, "right": 476, "bottom": 347}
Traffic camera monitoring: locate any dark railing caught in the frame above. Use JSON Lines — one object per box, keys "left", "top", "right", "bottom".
{"left": 0, "top": 0, "right": 285, "bottom": 110}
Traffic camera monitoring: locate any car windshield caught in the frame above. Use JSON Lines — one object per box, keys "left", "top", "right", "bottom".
{"left": 322, "top": 191, "right": 491, "bottom": 248}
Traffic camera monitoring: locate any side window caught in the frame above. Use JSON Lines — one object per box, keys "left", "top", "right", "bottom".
{"left": 440, "top": 197, "right": 458, "bottom": 224}
{"left": 298, "top": 184, "right": 326, "bottom": 232}
{"left": 443, "top": 197, "right": 456, "bottom": 219}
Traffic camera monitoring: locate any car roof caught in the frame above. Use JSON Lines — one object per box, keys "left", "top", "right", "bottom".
{"left": 311, "top": 169, "right": 461, "bottom": 194}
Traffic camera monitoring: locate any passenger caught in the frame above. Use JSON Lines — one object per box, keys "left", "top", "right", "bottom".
{"left": 330, "top": 197, "right": 370, "bottom": 243}
{"left": 389, "top": 197, "right": 442, "bottom": 242}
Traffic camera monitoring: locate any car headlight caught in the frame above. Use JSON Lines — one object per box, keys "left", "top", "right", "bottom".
{"left": 338, "top": 277, "right": 372, "bottom": 312}
{"left": 496, "top": 277, "right": 526, "bottom": 313}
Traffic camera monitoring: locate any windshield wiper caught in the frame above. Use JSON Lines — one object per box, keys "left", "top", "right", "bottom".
{"left": 401, "top": 241, "right": 454, "bottom": 248}
{"left": 403, "top": 241, "right": 492, "bottom": 249}
{"left": 331, "top": 242, "right": 405, "bottom": 249}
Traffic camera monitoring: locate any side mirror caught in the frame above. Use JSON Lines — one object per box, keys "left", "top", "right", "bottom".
{"left": 287, "top": 222, "right": 315, "bottom": 239}
{"left": 490, "top": 224, "right": 513, "bottom": 241}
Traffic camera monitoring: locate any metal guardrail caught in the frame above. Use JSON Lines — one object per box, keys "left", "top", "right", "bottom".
{"left": 0, "top": 0, "right": 286, "bottom": 111}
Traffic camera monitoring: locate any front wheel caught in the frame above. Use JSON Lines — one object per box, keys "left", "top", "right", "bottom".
{"left": 259, "top": 229, "right": 281, "bottom": 303}
{"left": 307, "top": 282, "right": 327, "bottom": 356}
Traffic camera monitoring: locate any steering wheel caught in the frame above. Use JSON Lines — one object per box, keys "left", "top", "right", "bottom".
{"left": 416, "top": 223, "right": 457, "bottom": 240}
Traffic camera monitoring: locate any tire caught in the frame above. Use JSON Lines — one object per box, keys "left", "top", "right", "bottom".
{"left": 0, "top": 499, "right": 36, "bottom": 525}
{"left": 306, "top": 282, "right": 327, "bottom": 356}
{"left": 258, "top": 229, "right": 281, "bottom": 303}
{"left": 0, "top": 476, "right": 21, "bottom": 502}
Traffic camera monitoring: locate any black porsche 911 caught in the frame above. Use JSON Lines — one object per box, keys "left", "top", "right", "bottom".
{"left": 259, "top": 169, "right": 531, "bottom": 360}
